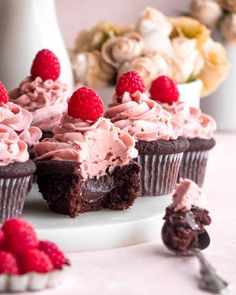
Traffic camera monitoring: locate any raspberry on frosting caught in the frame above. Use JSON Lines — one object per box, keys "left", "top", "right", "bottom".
{"left": 150, "top": 75, "right": 179, "bottom": 105}
{"left": 68, "top": 86, "right": 104, "bottom": 122}
{"left": 30, "top": 49, "right": 61, "bottom": 81}
{"left": 116, "top": 71, "right": 145, "bottom": 97}
{"left": 105, "top": 91, "right": 182, "bottom": 142}
{"left": 0, "top": 81, "right": 9, "bottom": 104}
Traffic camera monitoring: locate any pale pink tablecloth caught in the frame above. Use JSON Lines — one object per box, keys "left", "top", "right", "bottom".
{"left": 12, "top": 132, "right": 236, "bottom": 295}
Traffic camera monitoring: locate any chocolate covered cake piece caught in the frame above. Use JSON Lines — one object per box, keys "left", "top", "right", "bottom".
{"left": 163, "top": 206, "right": 211, "bottom": 252}
{"left": 36, "top": 160, "right": 140, "bottom": 217}
{"left": 162, "top": 178, "right": 211, "bottom": 252}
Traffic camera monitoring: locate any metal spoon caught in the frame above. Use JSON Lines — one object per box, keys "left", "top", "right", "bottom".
{"left": 161, "top": 222, "right": 229, "bottom": 294}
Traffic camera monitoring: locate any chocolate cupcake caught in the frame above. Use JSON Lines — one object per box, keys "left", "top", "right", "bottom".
{"left": 105, "top": 71, "right": 189, "bottom": 196}
{"left": 162, "top": 178, "right": 211, "bottom": 252}
{"left": 34, "top": 87, "right": 141, "bottom": 217}
{"left": 162, "top": 101, "right": 216, "bottom": 187}
{"left": 9, "top": 49, "right": 68, "bottom": 140}
{"left": 0, "top": 125, "right": 36, "bottom": 222}
{"left": 0, "top": 81, "right": 41, "bottom": 188}
{"left": 150, "top": 76, "right": 216, "bottom": 187}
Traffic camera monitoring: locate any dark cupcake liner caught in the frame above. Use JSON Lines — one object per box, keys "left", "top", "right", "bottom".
{"left": 178, "top": 150, "right": 209, "bottom": 187}
{"left": 0, "top": 176, "right": 32, "bottom": 222}
{"left": 137, "top": 152, "right": 183, "bottom": 196}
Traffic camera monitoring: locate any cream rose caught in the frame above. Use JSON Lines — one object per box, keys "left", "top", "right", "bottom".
{"left": 71, "top": 51, "right": 115, "bottom": 88}
{"left": 219, "top": 13, "right": 236, "bottom": 44}
{"left": 170, "top": 16, "right": 210, "bottom": 48}
{"left": 74, "top": 22, "right": 131, "bottom": 52}
{"left": 171, "top": 37, "right": 204, "bottom": 83}
{"left": 118, "top": 52, "right": 172, "bottom": 86}
{"left": 190, "top": 0, "right": 222, "bottom": 29}
{"left": 136, "top": 7, "right": 173, "bottom": 55}
{"left": 101, "top": 32, "right": 144, "bottom": 68}
{"left": 198, "top": 39, "right": 230, "bottom": 95}
{"left": 218, "top": 0, "right": 236, "bottom": 13}
{"left": 136, "top": 7, "right": 172, "bottom": 36}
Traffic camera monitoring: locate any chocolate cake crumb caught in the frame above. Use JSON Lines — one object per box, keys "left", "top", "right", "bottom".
{"left": 162, "top": 206, "right": 211, "bottom": 252}
{"left": 36, "top": 160, "right": 141, "bottom": 218}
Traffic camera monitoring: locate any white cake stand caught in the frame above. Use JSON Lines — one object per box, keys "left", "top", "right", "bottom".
{"left": 22, "top": 185, "right": 171, "bottom": 252}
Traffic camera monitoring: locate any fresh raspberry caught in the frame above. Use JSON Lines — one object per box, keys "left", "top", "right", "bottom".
{"left": 30, "top": 49, "right": 61, "bottom": 81}
{"left": 115, "top": 71, "right": 145, "bottom": 96}
{"left": 68, "top": 87, "right": 104, "bottom": 121}
{"left": 19, "top": 249, "right": 53, "bottom": 274}
{"left": 0, "top": 251, "right": 19, "bottom": 274}
{"left": 0, "top": 230, "right": 5, "bottom": 249}
{"left": 0, "top": 81, "right": 9, "bottom": 103}
{"left": 39, "top": 241, "right": 68, "bottom": 269}
{"left": 2, "top": 218, "right": 38, "bottom": 256}
{"left": 150, "top": 76, "right": 179, "bottom": 105}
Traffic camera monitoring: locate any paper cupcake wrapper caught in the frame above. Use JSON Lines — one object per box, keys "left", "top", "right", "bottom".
{"left": 137, "top": 153, "right": 183, "bottom": 196}
{"left": 0, "top": 267, "right": 68, "bottom": 292}
{"left": 178, "top": 150, "right": 209, "bottom": 187}
{"left": 0, "top": 176, "right": 31, "bottom": 223}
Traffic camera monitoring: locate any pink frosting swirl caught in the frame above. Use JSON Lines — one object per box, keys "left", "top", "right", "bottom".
{"left": 0, "top": 102, "right": 42, "bottom": 146}
{"left": 172, "top": 178, "right": 207, "bottom": 212}
{"left": 9, "top": 76, "right": 68, "bottom": 132}
{"left": 34, "top": 116, "right": 138, "bottom": 179}
{"left": 0, "top": 124, "right": 29, "bottom": 166}
{"left": 162, "top": 101, "right": 216, "bottom": 139}
{"left": 105, "top": 91, "right": 182, "bottom": 141}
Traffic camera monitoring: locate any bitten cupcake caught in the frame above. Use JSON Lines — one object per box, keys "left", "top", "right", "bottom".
{"left": 105, "top": 71, "right": 189, "bottom": 197}
{"left": 34, "top": 87, "right": 141, "bottom": 217}
{"left": 9, "top": 49, "right": 68, "bottom": 139}
{"left": 162, "top": 178, "right": 211, "bottom": 252}
{"left": 150, "top": 76, "right": 216, "bottom": 187}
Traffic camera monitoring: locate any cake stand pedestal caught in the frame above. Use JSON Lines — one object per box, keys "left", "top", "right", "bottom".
{"left": 22, "top": 185, "right": 171, "bottom": 252}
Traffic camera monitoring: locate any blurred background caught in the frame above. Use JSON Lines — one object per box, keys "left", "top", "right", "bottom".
{"left": 0, "top": 0, "right": 235, "bottom": 129}
{"left": 56, "top": 0, "right": 190, "bottom": 47}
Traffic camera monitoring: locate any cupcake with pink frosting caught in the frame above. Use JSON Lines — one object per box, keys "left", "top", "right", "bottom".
{"left": 9, "top": 49, "right": 68, "bottom": 139}
{"left": 105, "top": 71, "right": 189, "bottom": 196}
{"left": 0, "top": 83, "right": 36, "bottom": 222}
{"left": 150, "top": 75, "right": 216, "bottom": 187}
{"left": 34, "top": 87, "right": 141, "bottom": 217}
{"left": 0, "top": 81, "right": 42, "bottom": 150}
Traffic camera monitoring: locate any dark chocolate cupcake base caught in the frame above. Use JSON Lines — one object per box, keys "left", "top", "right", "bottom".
{"left": 162, "top": 206, "right": 211, "bottom": 252}
{"left": 36, "top": 160, "right": 141, "bottom": 218}
{"left": 135, "top": 137, "right": 189, "bottom": 196}
{"left": 0, "top": 160, "right": 36, "bottom": 222}
{"left": 178, "top": 138, "right": 216, "bottom": 187}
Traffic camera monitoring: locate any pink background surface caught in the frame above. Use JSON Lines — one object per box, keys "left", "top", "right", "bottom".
{"left": 56, "top": 0, "right": 191, "bottom": 47}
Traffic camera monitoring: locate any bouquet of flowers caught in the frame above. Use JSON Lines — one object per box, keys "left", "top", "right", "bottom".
{"left": 70, "top": 7, "right": 229, "bottom": 96}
